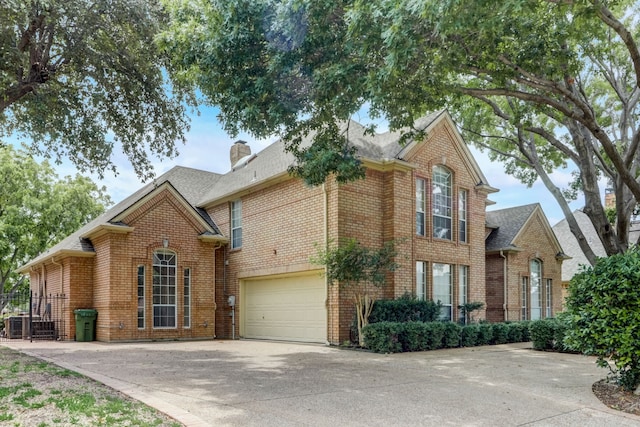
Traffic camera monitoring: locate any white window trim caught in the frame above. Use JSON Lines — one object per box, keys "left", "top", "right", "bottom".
{"left": 458, "top": 265, "right": 468, "bottom": 321}
{"left": 152, "top": 250, "right": 177, "bottom": 329}
{"left": 521, "top": 276, "right": 529, "bottom": 320}
{"left": 432, "top": 166, "right": 452, "bottom": 240}
{"left": 137, "top": 265, "right": 145, "bottom": 329}
{"left": 416, "top": 261, "right": 427, "bottom": 300}
{"left": 545, "top": 278, "right": 552, "bottom": 318}
{"left": 231, "top": 200, "right": 243, "bottom": 249}
{"left": 530, "top": 259, "right": 542, "bottom": 320}
{"left": 433, "top": 263, "right": 453, "bottom": 321}
{"left": 459, "top": 189, "right": 468, "bottom": 243}
{"left": 184, "top": 268, "right": 191, "bottom": 329}
{"left": 416, "top": 178, "right": 426, "bottom": 236}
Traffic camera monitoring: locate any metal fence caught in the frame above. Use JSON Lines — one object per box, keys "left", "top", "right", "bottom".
{"left": 1, "top": 292, "right": 68, "bottom": 342}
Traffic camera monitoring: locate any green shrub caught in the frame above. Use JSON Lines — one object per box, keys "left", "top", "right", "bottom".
{"left": 422, "top": 322, "right": 446, "bottom": 351}
{"left": 476, "top": 323, "right": 493, "bottom": 346}
{"left": 369, "top": 294, "right": 442, "bottom": 324}
{"left": 564, "top": 248, "right": 640, "bottom": 391}
{"left": 460, "top": 325, "right": 479, "bottom": 347}
{"left": 529, "top": 319, "right": 556, "bottom": 350}
{"left": 520, "top": 321, "right": 531, "bottom": 342}
{"left": 505, "top": 322, "right": 523, "bottom": 343}
{"left": 442, "top": 322, "right": 462, "bottom": 348}
{"left": 491, "top": 323, "right": 509, "bottom": 345}
{"left": 361, "top": 322, "right": 403, "bottom": 353}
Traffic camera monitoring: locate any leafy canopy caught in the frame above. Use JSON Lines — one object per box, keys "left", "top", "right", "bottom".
{"left": 160, "top": 0, "right": 640, "bottom": 261}
{"left": 0, "top": 145, "right": 110, "bottom": 297}
{"left": 1, "top": 0, "right": 193, "bottom": 180}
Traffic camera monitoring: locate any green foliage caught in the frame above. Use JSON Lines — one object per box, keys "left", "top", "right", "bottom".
{"left": 160, "top": 0, "right": 640, "bottom": 257}
{"left": 1, "top": 0, "right": 192, "bottom": 179}
{"left": 363, "top": 321, "right": 530, "bottom": 353}
{"left": 529, "top": 318, "right": 572, "bottom": 352}
{"left": 312, "top": 238, "right": 399, "bottom": 347}
{"left": 442, "top": 322, "right": 462, "bottom": 348}
{"left": 460, "top": 325, "right": 479, "bottom": 347}
{"left": 0, "top": 146, "right": 110, "bottom": 302}
{"left": 458, "top": 301, "right": 484, "bottom": 325}
{"left": 361, "top": 321, "right": 402, "bottom": 354}
{"left": 491, "top": 323, "right": 509, "bottom": 345}
{"left": 369, "top": 294, "right": 442, "bottom": 324}
{"left": 505, "top": 322, "right": 529, "bottom": 343}
{"left": 475, "top": 324, "right": 494, "bottom": 346}
{"left": 564, "top": 248, "right": 640, "bottom": 391}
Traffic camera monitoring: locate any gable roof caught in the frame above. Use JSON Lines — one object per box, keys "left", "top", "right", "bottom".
{"left": 18, "top": 166, "right": 225, "bottom": 273}
{"left": 485, "top": 204, "right": 567, "bottom": 258}
{"left": 551, "top": 209, "right": 607, "bottom": 281}
{"left": 199, "top": 110, "right": 497, "bottom": 207}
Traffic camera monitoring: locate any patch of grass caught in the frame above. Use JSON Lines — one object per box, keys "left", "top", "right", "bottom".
{"left": 0, "top": 412, "right": 14, "bottom": 422}
{"left": 52, "top": 391, "right": 96, "bottom": 413}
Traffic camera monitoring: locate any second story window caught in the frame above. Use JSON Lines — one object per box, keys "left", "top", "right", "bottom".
{"left": 416, "top": 178, "right": 426, "bottom": 236}
{"left": 459, "top": 189, "right": 468, "bottom": 243}
{"left": 231, "top": 200, "right": 242, "bottom": 249}
{"left": 432, "top": 165, "right": 452, "bottom": 240}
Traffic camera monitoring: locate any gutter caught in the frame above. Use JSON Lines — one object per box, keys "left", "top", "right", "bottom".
{"left": 500, "top": 250, "right": 508, "bottom": 321}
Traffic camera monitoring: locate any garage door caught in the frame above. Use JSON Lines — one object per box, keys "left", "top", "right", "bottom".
{"left": 242, "top": 273, "right": 326, "bottom": 343}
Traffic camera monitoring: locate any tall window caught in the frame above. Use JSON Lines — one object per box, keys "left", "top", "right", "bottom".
{"left": 459, "top": 189, "right": 468, "bottom": 243}
{"left": 153, "top": 250, "right": 177, "bottom": 328}
{"left": 416, "top": 261, "right": 427, "bottom": 300}
{"left": 137, "top": 266, "right": 145, "bottom": 329}
{"left": 458, "top": 265, "right": 468, "bottom": 322}
{"left": 530, "top": 259, "right": 542, "bottom": 320}
{"left": 432, "top": 166, "right": 452, "bottom": 240}
{"left": 231, "top": 200, "right": 242, "bottom": 249}
{"left": 433, "top": 263, "right": 452, "bottom": 320}
{"left": 416, "top": 178, "right": 426, "bottom": 236}
{"left": 545, "top": 278, "right": 552, "bottom": 318}
{"left": 184, "top": 268, "right": 191, "bottom": 328}
{"left": 521, "top": 277, "right": 529, "bottom": 320}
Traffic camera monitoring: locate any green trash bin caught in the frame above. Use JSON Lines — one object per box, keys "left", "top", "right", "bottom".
{"left": 74, "top": 309, "right": 98, "bottom": 342}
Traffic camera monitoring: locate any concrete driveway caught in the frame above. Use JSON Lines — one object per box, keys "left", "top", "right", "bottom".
{"left": 3, "top": 339, "right": 640, "bottom": 427}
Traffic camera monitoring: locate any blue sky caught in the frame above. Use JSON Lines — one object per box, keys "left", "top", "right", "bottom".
{"left": 16, "top": 105, "right": 585, "bottom": 227}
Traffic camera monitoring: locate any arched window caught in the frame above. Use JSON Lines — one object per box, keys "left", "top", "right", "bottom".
{"left": 432, "top": 165, "right": 452, "bottom": 240}
{"left": 153, "top": 250, "right": 177, "bottom": 328}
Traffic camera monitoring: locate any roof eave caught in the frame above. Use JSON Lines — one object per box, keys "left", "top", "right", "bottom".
{"left": 199, "top": 170, "right": 292, "bottom": 209}
{"left": 17, "top": 249, "right": 96, "bottom": 273}
{"left": 82, "top": 224, "right": 135, "bottom": 240}
{"left": 198, "top": 234, "right": 229, "bottom": 244}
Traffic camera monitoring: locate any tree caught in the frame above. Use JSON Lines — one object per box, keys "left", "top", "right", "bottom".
{"left": 160, "top": 0, "right": 640, "bottom": 262}
{"left": 1, "top": 0, "right": 193, "bottom": 180}
{"left": 0, "top": 145, "right": 110, "bottom": 309}
{"left": 563, "top": 248, "right": 640, "bottom": 392}
{"left": 312, "top": 238, "right": 399, "bottom": 347}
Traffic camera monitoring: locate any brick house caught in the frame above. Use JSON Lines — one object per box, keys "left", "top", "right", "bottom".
{"left": 18, "top": 111, "right": 564, "bottom": 344}
{"left": 485, "top": 204, "right": 568, "bottom": 322}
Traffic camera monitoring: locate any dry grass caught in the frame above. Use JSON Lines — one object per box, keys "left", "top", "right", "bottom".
{"left": 0, "top": 347, "right": 183, "bottom": 427}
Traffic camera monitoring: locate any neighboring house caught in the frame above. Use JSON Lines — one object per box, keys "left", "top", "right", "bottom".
{"left": 552, "top": 208, "right": 640, "bottom": 301}
{"left": 19, "top": 111, "right": 563, "bottom": 345}
{"left": 485, "top": 204, "right": 569, "bottom": 322}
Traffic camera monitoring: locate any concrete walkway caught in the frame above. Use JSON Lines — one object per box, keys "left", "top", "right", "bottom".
{"left": 2, "top": 339, "right": 640, "bottom": 426}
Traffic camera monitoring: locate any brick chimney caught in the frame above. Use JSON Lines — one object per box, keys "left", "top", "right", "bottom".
{"left": 230, "top": 140, "right": 251, "bottom": 168}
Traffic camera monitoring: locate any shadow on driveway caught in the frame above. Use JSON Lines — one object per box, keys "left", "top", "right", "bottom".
{"left": 3, "top": 340, "right": 639, "bottom": 427}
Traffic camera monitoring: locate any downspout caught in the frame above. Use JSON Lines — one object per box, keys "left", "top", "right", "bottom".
{"left": 500, "top": 250, "right": 508, "bottom": 321}
{"left": 323, "top": 183, "right": 329, "bottom": 345}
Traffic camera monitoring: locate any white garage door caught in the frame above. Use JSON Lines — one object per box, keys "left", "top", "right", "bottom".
{"left": 242, "top": 273, "right": 326, "bottom": 343}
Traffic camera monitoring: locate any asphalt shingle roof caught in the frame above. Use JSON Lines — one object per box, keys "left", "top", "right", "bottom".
{"left": 485, "top": 204, "right": 539, "bottom": 252}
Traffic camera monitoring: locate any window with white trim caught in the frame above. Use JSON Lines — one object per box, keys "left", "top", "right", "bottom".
{"left": 521, "top": 276, "right": 528, "bottom": 320}
{"left": 231, "top": 200, "right": 242, "bottom": 249}
{"left": 432, "top": 166, "right": 452, "bottom": 240}
{"left": 416, "top": 261, "right": 427, "bottom": 300}
{"left": 137, "top": 266, "right": 145, "bottom": 329}
{"left": 459, "top": 189, "right": 468, "bottom": 243}
{"left": 433, "top": 263, "right": 452, "bottom": 320}
{"left": 184, "top": 268, "right": 191, "bottom": 328}
{"left": 153, "top": 250, "right": 177, "bottom": 328}
{"left": 530, "top": 259, "right": 542, "bottom": 320}
{"left": 416, "top": 178, "right": 426, "bottom": 236}
{"left": 458, "top": 265, "right": 468, "bottom": 322}
{"left": 545, "top": 278, "right": 552, "bottom": 318}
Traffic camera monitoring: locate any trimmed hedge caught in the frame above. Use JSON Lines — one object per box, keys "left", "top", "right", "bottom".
{"left": 529, "top": 318, "right": 572, "bottom": 352}
{"left": 369, "top": 295, "right": 442, "bottom": 324}
{"left": 362, "top": 320, "right": 532, "bottom": 353}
